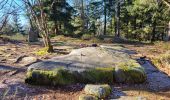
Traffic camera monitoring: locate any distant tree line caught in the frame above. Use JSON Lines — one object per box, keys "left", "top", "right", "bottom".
{"left": 0, "top": 0, "right": 170, "bottom": 52}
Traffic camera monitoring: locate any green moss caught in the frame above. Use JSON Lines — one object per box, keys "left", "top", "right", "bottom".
{"left": 124, "top": 68, "right": 146, "bottom": 83}
{"left": 84, "top": 84, "right": 111, "bottom": 99}
{"left": 34, "top": 47, "right": 49, "bottom": 56}
{"left": 99, "top": 84, "right": 112, "bottom": 97}
{"left": 26, "top": 67, "right": 115, "bottom": 86}
{"left": 25, "top": 61, "right": 146, "bottom": 85}
{"left": 117, "top": 61, "right": 146, "bottom": 83}
{"left": 79, "top": 94, "right": 98, "bottom": 100}
{"left": 79, "top": 67, "right": 115, "bottom": 84}
{"left": 25, "top": 68, "right": 76, "bottom": 85}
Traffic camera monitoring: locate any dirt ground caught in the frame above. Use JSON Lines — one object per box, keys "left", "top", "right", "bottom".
{"left": 0, "top": 36, "right": 170, "bottom": 100}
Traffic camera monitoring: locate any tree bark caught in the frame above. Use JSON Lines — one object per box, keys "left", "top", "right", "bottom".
{"left": 24, "top": 0, "right": 54, "bottom": 52}
{"left": 115, "top": 2, "right": 120, "bottom": 37}
{"left": 42, "top": 33, "right": 53, "bottom": 52}
{"left": 151, "top": 20, "right": 156, "bottom": 42}
{"left": 81, "top": 0, "right": 85, "bottom": 32}
{"left": 103, "top": 0, "right": 107, "bottom": 35}
{"left": 167, "top": 21, "right": 170, "bottom": 40}
{"left": 54, "top": 21, "right": 59, "bottom": 35}
{"left": 134, "top": 16, "right": 137, "bottom": 30}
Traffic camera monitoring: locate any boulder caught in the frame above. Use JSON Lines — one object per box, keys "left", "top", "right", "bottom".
{"left": 25, "top": 46, "right": 146, "bottom": 85}
{"left": 84, "top": 84, "right": 111, "bottom": 99}
{"left": 28, "top": 27, "right": 39, "bottom": 42}
{"left": 16, "top": 56, "right": 38, "bottom": 66}
{"left": 79, "top": 94, "right": 98, "bottom": 100}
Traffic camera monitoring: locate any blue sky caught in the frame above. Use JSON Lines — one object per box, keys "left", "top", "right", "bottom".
{"left": 0, "top": 0, "right": 88, "bottom": 26}
{"left": 3, "top": 0, "right": 74, "bottom": 26}
{"left": 0, "top": 0, "right": 27, "bottom": 25}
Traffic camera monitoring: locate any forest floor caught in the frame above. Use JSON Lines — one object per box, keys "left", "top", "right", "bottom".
{"left": 0, "top": 35, "right": 170, "bottom": 100}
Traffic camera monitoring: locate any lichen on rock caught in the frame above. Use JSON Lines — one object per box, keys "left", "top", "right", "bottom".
{"left": 115, "top": 60, "right": 146, "bottom": 83}
{"left": 84, "top": 84, "right": 111, "bottom": 99}
{"left": 26, "top": 45, "right": 147, "bottom": 85}
{"left": 25, "top": 68, "right": 76, "bottom": 85}
{"left": 78, "top": 67, "right": 115, "bottom": 84}
{"left": 79, "top": 94, "right": 98, "bottom": 100}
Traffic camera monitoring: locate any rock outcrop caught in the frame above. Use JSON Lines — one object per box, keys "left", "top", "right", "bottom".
{"left": 25, "top": 45, "right": 146, "bottom": 85}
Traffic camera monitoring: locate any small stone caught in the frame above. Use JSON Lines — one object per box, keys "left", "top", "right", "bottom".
{"left": 84, "top": 84, "right": 111, "bottom": 99}
{"left": 79, "top": 94, "right": 98, "bottom": 100}
{"left": 80, "top": 44, "right": 88, "bottom": 48}
{"left": 91, "top": 44, "right": 98, "bottom": 47}
{"left": 118, "top": 96, "right": 147, "bottom": 100}
{"left": 17, "top": 56, "right": 38, "bottom": 66}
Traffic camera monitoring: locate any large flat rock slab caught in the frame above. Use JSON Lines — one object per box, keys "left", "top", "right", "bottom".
{"left": 28, "top": 47, "right": 131, "bottom": 70}
{"left": 26, "top": 46, "right": 146, "bottom": 85}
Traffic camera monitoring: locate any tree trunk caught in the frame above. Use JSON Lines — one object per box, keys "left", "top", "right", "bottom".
{"left": 167, "top": 21, "right": 170, "bottom": 41}
{"left": 115, "top": 2, "right": 120, "bottom": 37}
{"left": 42, "top": 33, "right": 53, "bottom": 52}
{"left": 151, "top": 20, "right": 156, "bottom": 42}
{"left": 103, "top": 0, "right": 107, "bottom": 35}
{"left": 81, "top": 0, "right": 85, "bottom": 32}
{"left": 54, "top": 21, "right": 59, "bottom": 35}
{"left": 114, "top": 13, "right": 116, "bottom": 35}
{"left": 45, "top": 36, "right": 53, "bottom": 52}
{"left": 59, "top": 23, "right": 62, "bottom": 30}
{"left": 134, "top": 16, "right": 137, "bottom": 30}
{"left": 110, "top": 18, "right": 113, "bottom": 34}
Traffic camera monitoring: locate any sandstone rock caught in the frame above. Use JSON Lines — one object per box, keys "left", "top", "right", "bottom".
{"left": 118, "top": 96, "right": 147, "bottom": 100}
{"left": 84, "top": 84, "right": 111, "bottom": 99}
{"left": 26, "top": 46, "right": 146, "bottom": 85}
{"left": 28, "top": 27, "right": 39, "bottom": 42}
{"left": 16, "top": 56, "right": 38, "bottom": 66}
{"left": 79, "top": 94, "right": 98, "bottom": 100}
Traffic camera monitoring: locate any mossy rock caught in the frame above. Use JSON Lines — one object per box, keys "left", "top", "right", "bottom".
{"left": 25, "top": 61, "right": 146, "bottom": 85}
{"left": 26, "top": 46, "right": 147, "bottom": 85}
{"left": 25, "top": 68, "right": 76, "bottom": 85}
{"left": 77, "top": 67, "right": 115, "bottom": 84}
{"left": 25, "top": 67, "right": 114, "bottom": 85}
{"left": 84, "top": 84, "right": 111, "bottom": 99}
{"left": 115, "top": 61, "right": 146, "bottom": 83}
{"left": 79, "top": 94, "right": 98, "bottom": 100}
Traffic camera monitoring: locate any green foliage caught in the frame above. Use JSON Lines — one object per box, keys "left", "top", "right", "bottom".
{"left": 0, "top": 33, "right": 26, "bottom": 41}
{"left": 81, "top": 34, "right": 93, "bottom": 40}
{"left": 120, "top": 0, "right": 170, "bottom": 41}
{"left": 34, "top": 47, "right": 49, "bottom": 56}
{"left": 1, "top": 0, "right": 170, "bottom": 42}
